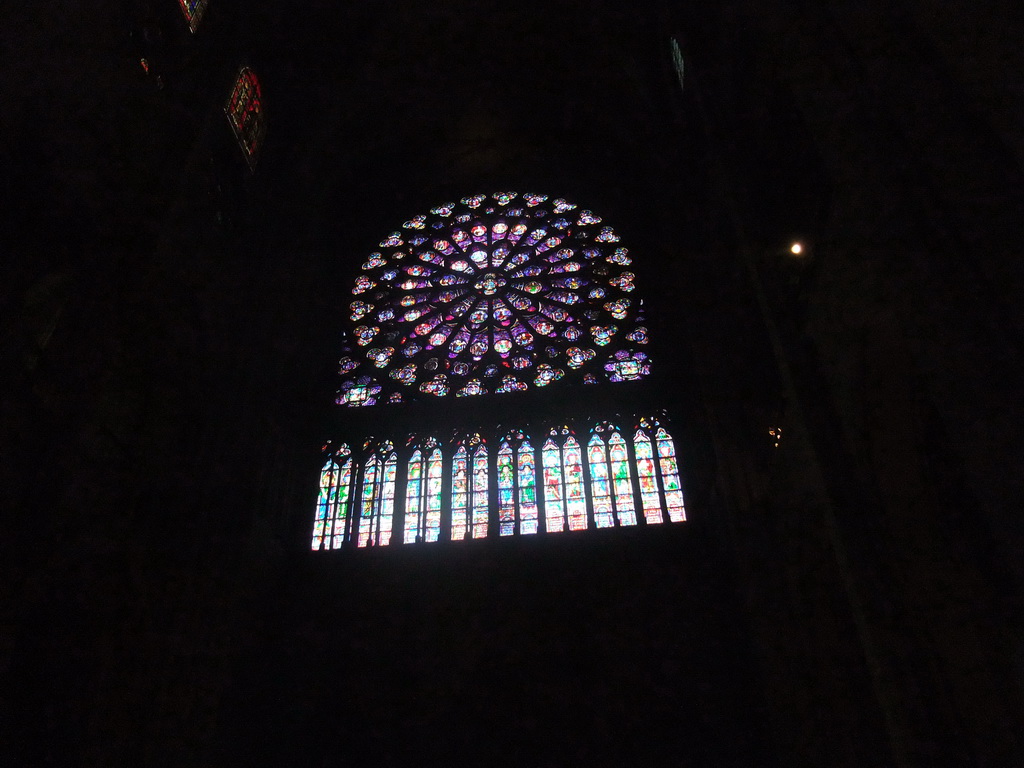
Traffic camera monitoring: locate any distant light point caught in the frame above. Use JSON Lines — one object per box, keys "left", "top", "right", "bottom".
{"left": 790, "top": 242, "right": 803, "bottom": 255}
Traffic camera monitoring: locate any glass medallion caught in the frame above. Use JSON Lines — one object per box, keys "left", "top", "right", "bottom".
{"left": 338, "top": 192, "right": 650, "bottom": 403}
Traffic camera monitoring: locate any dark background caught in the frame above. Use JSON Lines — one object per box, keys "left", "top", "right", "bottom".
{"left": 3, "top": 1, "right": 1023, "bottom": 765}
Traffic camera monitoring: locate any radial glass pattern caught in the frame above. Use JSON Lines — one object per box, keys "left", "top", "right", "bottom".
{"left": 337, "top": 192, "right": 650, "bottom": 406}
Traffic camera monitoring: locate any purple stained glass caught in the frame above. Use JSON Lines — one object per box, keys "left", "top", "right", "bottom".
{"left": 337, "top": 193, "right": 650, "bottom": 404}
{"left": 451, "top": 446, "right": 469, "bottom": 540}
{"left": 542, "top": 439, "right": 564, "bottom": 533}
{"left": 588, "top": 435, "right": 614, "bottom": 529}
{"left": 608, "top": 432, "right": 637, "bottom": 526}
{"left": 471, "top": 446, "right": 489, "bottom": 538}
{"left": 498, "top": 443, "right": 516, "bottom": 536}
{"left": 518, "top": 440, "right": 539, "bottom": 534}
{"left": 563, "top": 437, "right": 587, "bottom": 531}
{"left": 312, "top": 447, "right": 353, "bottom": 550}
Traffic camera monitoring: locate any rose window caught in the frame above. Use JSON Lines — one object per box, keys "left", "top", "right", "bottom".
{"left": 337, "top": 192, "right": 651, "bottom": 407}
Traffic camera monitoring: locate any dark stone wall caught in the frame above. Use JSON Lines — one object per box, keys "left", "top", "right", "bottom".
{"left": 2, "top": 1, "right": 1021, "bottom": 765}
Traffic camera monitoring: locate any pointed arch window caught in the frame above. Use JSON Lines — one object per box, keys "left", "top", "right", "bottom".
{"left": 497, "top": 430, "right": 539, "bottom": 536}
{"left": 451, "top": 435, "right": 488, "bottom": 540}
{"left": 542, "top": 429, "right": 588, "bottom": 533}
{"left": 655, "top": 426, "right": 687, "bottom": 522}
{"left": 357, "top": 441, "right": 397, "bottom": 547}
{"left": 403, "top": 438, "right": 444, "bottom": 543}
{"left": 633, "top": 418, "right": 687, "bottom": 524}
{"left": 312, "top": 444, "right": 353, "bottom": 550}
{"left": 178, "top": 0, "right": 209, "bottom": 32}
{"left": 225, "top": 67, "right": 265, "bottom": 170}
{"left": 587, "top": 425, "right": 637, "bottom": 528}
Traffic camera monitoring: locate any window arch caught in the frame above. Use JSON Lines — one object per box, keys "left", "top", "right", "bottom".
{"left": 496, "top": 430, "right": 540, "bottom": 536}
{"left": 541, "top": 427, "right": 588, "bottom": 533}
{"left": 178, "top": 0, "right": 209, "bottom": 33}
{"left": 451, "top": 434, "right": 489, "bottom": 540}
{"left": 312, "top": 444, "right": 353, "bottom": 550}
{"left": 633, "top": 417, "right": 687, "bottom": 525}
{"left": 357, "top": 440, "right": 397, "bottom": 547}
{"left": 587, "top": 424, "right": 638, "bottom": 528}
{"left": 225, "top": 67, "right": 265, "bottom": 170}
{"left": 337, "top": 192, "right": 650, "bottom": 407}
{"left": 403, "top": 437, "right": 444, "bottom": 543}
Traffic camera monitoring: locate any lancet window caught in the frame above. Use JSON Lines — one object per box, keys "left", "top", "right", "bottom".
{"left": 312, "top": 418, "right": 685, "bottom": 550}
{"left": 356, "top": 440, "right": 397, "bottom": 547}
{"left": 403, "top": 438, "right": 443, "bottom": 543}
{"left": 178, "top": 0, "right": 209, "bottom": 32}
{"left": 451, "top": 435, "right": 489, "bottom": 540}
{"left": 225, "top": 67, "right": 265, "bottom": 170}
{"left": 587, "top": 424, "right": 638, "bottom": 528}
{"left": 312, "top": 444, "right": 353, "bottom": 550}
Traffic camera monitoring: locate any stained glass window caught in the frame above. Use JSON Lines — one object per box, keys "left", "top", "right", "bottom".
{"left": 498, "top": 442, "right": 516, "bottom": 536}
{"left": 312, "top": 444, "right": 353, "bottom": 550}
{"left": 402, "top": 439, "right": 444, "bottom": 543}
{"left": 178, "top": 0, "right": 208, "bottom": 32}
{"left": 587, "top": 426, "right": 637, "bottom": 529}
{"left": 451, "top": 445, "right": 470, "bottom": 541}
{"left": 313, "top": 417, "right": 683, "bottom": 550}
{"left": 357, "top": 441, "right": 397, "bottom": 547}
{"left": 337, "top": 193, "right": 650, "bottom": 406}
{"left": 451, "top": 435, "right": 488, "bottom": 540}
{"left": 496, "top": 430, "right": 539, "bottom": 536}
{"left": 608, "top": 431, "right": 638, "bottom": 526}
{"left": 656, "top": 428, "right": 687, "bottom": 522}
{"left": 517, "top": 439, "right": 540, "bottom": 535}
{"left": 225, "top": 67, "right": 265, "bottom": 170}
{"left": 542, "top": 437, "right": 565, "bottom": 532}
{"left": 542, "top": 428, "right": 587, "bottom": 532}
{"left": 634, "top": 430, "right": 665, "bottom": 525}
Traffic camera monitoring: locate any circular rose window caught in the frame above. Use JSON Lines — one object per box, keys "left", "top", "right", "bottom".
{"left": 337, "top": 192, "right": 651, "bottom": 406}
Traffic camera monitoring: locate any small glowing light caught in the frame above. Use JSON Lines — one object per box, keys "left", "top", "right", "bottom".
{"left": 790, "top": 242, "right": 803, "bottom": 255}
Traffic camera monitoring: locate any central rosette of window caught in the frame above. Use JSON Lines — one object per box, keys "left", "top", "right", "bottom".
{"left": 473, "top": 271, "right": 507, "bottom": 296}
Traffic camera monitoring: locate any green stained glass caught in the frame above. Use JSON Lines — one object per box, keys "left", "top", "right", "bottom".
{"left": 518, "top": 440, "right": 539, "bottom": 534}
{"left": 471, "top": 445, "right": 489, "bottom": 538}
{"left": 656, "top": 428, "right": 686, "bottom": 522}
{"left": 542, "top": 439, "right": 564, "bottom": 532}
{"left": 588, "top": 434, "right": 614, "bottom": 528}
{"left": 609, "top": 432, "right": 637, "bottom": 526}
{"left": 634, "top": 431, "right": 664, "bottom": 524}
{"left": 451, "top": 446, "right": 469, "bottom": 540}
{"left": 313, "top": 453, "right": 352, "bottom": 550}
{"left": 425, "top": 448, "right": 443, "bottom": 541}
{"left": 498, "top": 443, "right": 516, "bottom": 536}
{"left": 563, "top": 437, "right": 587, "bottom": 531}
{"left": 403, "top": 451, "right": 423, "bottom": 544}
{"left": 358, "top": 446, "right": 397, "bottom": 546}
{"left": 358, "top": 458, "right": 379, "bottom": 547}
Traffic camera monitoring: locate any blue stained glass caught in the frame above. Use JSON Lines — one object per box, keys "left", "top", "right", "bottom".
{"left": 588, "top": 435, "right": 614, "bottom": 529}
{"left": 451, "top": 447, "right": 469, "bottom": 540}
{"left": 404, "top": 451, "right": 423, "bottom": 544}
{"left": 518, "top": 440, "right": 539, "bottom": 534}
{"left": 542, "top": 439, "right": 564, "bottom": 532}
{"left": 498, "top": 443, "right": 516, "bottom": 536}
